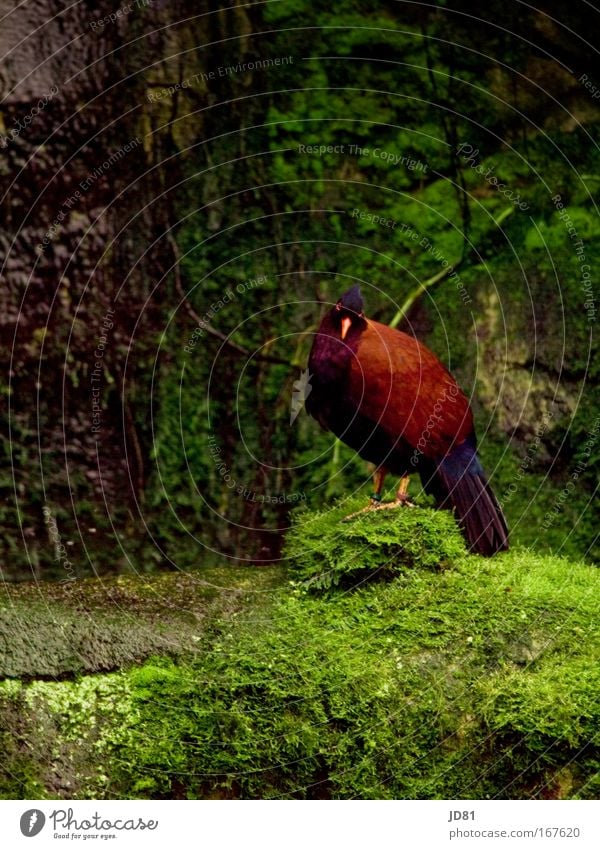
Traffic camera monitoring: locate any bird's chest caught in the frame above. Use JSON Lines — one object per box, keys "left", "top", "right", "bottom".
{"left": 308, "top": 334, "right": 353, "bottom": 389}
{"left": 306, "top": 335, "right": 355, "bottom": 420}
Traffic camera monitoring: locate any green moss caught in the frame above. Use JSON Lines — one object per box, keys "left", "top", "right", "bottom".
{"left": 0, "top": 566, "right": 285, "bottom": 679}
{"left": 113, "top": 541, "right": 599, "bottom": 799}
{"left": 0, "top": 674, "right": 135, "bottom": 799}
{"left": 284, "top": 497, "right": 467, "bottom": 589}
{"left": 1, "top": 509, "right": 597, "bottom": 800}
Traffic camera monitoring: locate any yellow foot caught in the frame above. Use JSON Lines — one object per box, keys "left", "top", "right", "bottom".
{"left": 370, "top": 497, "right": 415, "bottom": 511}
{"left": 342, "top": 495, "right": 415, "bottom": 521}
{"left": 342, "top": 498, "right": 383, "bottom": 522}
{"left": 394, "top": 493, "right": 416, "bottom": 508}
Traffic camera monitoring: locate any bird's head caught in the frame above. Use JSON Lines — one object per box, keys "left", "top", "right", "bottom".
{"left": 332, "top": 285, "right": 366, "bottom": 340}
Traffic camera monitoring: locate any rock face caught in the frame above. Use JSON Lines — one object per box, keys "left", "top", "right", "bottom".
{"left": 0, "top": 0, "right": 160, "bottom": 578}
{"left": 0, "top": 0, "right": 269, "bottom": 578}
{"left": 1, "top": 508, "right": 598, "bottom": 800}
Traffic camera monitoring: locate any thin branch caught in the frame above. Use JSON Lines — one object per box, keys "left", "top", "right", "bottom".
{"left": 420, "top": 24, "right": 471, "bottom": 260}
{"left": 389, "top": 261, "right": 462, "bottom": 329}
{"left": 389, "top": 204, "right": 515, "bottom": 328}
{"left": 493, "top": 205, "right": 516, "bottom": 227}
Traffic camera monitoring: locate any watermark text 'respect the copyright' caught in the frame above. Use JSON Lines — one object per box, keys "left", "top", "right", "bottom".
{"left": 498, "top": 409, "right": 554, "bottom": 509}
{"left": 298, "top": 142, "right": 428, "bottom": 173}
{"left": 541, "top": 415, "right": 600, "bottom": 530}
{"left": 552, "top": 193, "right": 596, "bottom": 324}
{"left": 207, "top": 436, "right": 305, "bottom": 504}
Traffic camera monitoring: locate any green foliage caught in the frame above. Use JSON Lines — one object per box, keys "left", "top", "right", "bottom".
{"left": 141, "top": 4, "right": 600, "bottom": 571}
{"left": 1, "top": 0, "right": 598, "bottom": 580}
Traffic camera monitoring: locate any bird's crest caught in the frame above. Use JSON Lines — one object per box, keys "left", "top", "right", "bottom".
{"left": 338, "top": 285, "right": 364, "bottom": 314}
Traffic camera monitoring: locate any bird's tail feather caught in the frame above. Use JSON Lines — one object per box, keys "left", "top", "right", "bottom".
{"left": 427, "top": 439, "right": 509, "bottom": 557}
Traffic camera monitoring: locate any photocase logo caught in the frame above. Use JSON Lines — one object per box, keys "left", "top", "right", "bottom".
{"left": 290, "top": 369, "right": 312, "bottom": 424}
{"left": 20, "top": 810, "right": 46, "bottom": 837}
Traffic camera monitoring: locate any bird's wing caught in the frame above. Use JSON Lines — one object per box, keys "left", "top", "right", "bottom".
{"left": 348, "top": 319, "right": 473, "bottom": 457}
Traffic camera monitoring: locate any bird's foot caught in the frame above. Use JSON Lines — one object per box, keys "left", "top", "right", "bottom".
{"left": 394, "top": 492, "right": 416, "bottom": 508}
{"left": 342, "top": 494, "right": 384, "bottom": 522}
{"left": 342, "top": 491, "right": 416, "bottom": 522}
{"left": 360, "top": 493, "right": 416, "bottom": 513}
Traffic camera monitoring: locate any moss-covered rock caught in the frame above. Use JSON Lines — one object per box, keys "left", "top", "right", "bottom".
{"left": 1, "top": 508, "right": 599, "bottom": 800}
{"left": 0, "top": 566, "right": 284, "bottom": 678}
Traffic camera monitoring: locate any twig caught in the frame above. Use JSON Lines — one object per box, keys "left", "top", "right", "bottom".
{"left": 389, "top": 203, "right": 515, "bottom": 327}
{"left": 389, "top": 261, "right": 462, "bottom": 329}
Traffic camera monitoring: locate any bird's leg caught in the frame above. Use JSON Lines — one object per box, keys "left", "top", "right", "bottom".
{"left": 342, "top": 466, "right": 388, "bottom": 521}
{"left": 372, "top": 474, "right": 416, "bottom": 510}
{"left": 394, "top": 475, "right": 415, "bottom": 507}
{"left": 370, "top": 466, "right": 388, "bottom": 505}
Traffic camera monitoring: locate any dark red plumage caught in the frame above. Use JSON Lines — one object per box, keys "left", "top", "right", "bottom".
{"left": 306, "top": 286, "right": 509, "bottom": 556}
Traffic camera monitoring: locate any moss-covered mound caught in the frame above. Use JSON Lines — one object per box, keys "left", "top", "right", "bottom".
{"left": 284, "top": 498, "right": 468, "bottom": 588}
{"left": 1, "top": 508, "right": 599, "bottom": 800}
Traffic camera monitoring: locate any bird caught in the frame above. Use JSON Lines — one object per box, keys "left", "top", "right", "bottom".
{"left": 305, "top": 285, "right": 508, "bottom": 556}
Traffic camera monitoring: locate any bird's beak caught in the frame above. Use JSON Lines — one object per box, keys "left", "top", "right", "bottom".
{"left": 340, "top": 316, "right": 352, "bottom": 340}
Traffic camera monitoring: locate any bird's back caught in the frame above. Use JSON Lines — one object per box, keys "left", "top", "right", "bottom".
{"left": 349, "top": 319, "right": 474, "bottom": 458}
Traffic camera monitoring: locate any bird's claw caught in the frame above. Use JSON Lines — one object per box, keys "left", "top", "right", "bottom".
{"left": 341, "top": 500, "right": 380, "bottom": 522}
{"left": 342, "top": 494, "right": 417, "bottom": 522}
{"left": 342, "top": 494, "right": 415, "bottom": 521}
{"left": 370, "top": 498, "right": 416, "bottom": 511}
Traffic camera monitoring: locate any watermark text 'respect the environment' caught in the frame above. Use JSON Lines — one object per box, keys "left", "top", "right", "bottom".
{"left": 148, "top": 56, "right": 294, "bottom": 101}
{"left": 396, "top": 221, "right": 471, "bottom": 306}
{"left": 348, "top": 211, "right": 471, "bottom": 305}
{"left": 37, "top": 136, "right": 142, "bottom": 252}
